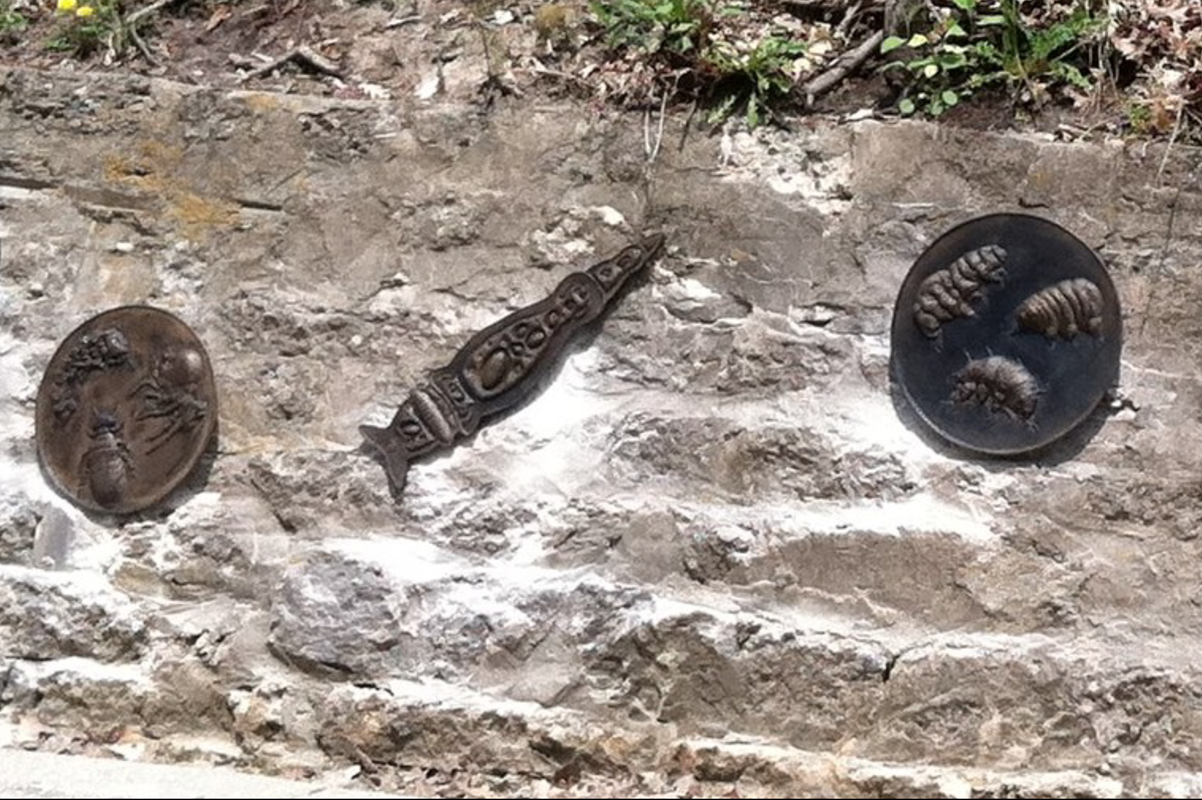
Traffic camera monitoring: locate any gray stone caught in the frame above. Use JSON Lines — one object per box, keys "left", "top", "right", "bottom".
{"left": 268, "top": 550, "right": 406, "bottom": 677}
{"left": 315, "top": 680, "right": 646, "bottom": 783}
{"left": 670, "top": 739, "right": 1128, "bottom": 798}
{"left": 3, "top": 659, "right": 150, "bottom": 739}
{"left": 0, "top": 493, "right": 38, "bottom": 565}
{"left": 30, "top": 505, "right": 74, "bottom": 570}
{"left": 0, "top": 572, "right": 146, "bottom": 662}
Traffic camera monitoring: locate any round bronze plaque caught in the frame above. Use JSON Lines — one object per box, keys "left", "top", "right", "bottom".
{"left": 35, "top": 305, "right": 218, "bottom": 515}
{"left": 891, "top": 213, "right": 1122, "bottom": 456}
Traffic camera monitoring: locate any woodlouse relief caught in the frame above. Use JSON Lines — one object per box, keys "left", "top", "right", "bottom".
{"left": 913, "top": 245, "right": 1008, "bottom": 338}
{"left": 895, "top": 213, "right": 1121, "bottom": 456}
{"left": 951, "top": 355, "right": 1040, "bottom": 424}
{"left": 1016, "top": 278, "right": 1103, "bottom": 340}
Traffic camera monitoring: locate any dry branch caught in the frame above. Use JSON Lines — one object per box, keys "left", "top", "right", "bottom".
{"left": 125, "top": 0, "right": 181, "bottom": 26}
{"left": 234, "top": 46, "right": 345, "bottom": 83}
{"left": 801, "top": 30, "right": 885, "bottom": 105}
{"left": 126, "top": 23, "right": 157, "bottom": 66}
{"left": 121, "top": 0, "right": 184, "bottom": 65}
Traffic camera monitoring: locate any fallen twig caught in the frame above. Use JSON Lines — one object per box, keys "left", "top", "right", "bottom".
{"left": 1156, "top": 105, "right": 1185, "bottom": 184}
{"left": 644, "top": 72, "right": 681, "bottom": 165}
{"left": 519, "top": 60, "right": 591, "bottom": 88}
{"left": 125, "top": 0, "right": 181, "bottom": 26}
{"left": 229, "top": 53, "right": 264, "bottom": 68}
{"left": 204, "top": 5, "right": 232, "bottom": 33}
{"left": 121, "top": 0, "right": 183, "bottom": 65}
{"left": 127, "top": 23, "right": 157, "bottom": 66}
{"left": 236, "top": 45, "right": 344, "bottom": 82}
{"left": 385, "top": 14, "right": 422, "bottom": 29}
{"left": 836, "top": 0, "right": 863, "bottom": 38}
{"left": 801, "top": 30, "right": 884, "bottom": 106}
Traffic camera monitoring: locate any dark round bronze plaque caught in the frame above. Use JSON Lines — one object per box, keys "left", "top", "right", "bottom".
{"left": 891, "top": 213, "right": 1122, "bottom": 456}
{"left": 35, "top": 305, "right": 218, "bottom": 515}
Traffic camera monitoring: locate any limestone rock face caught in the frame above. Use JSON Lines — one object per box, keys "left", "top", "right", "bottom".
{"left": 268, "top": 550, "right": 407, "bottom": 677}
{"left": 0, "top": 492, "right": 38, "bottom": 565}
{"left": 1, "top": 64, "right": 1201, "bottom": 797}
{"left": 0, "top": 572, "right": 146, "bottom": 662}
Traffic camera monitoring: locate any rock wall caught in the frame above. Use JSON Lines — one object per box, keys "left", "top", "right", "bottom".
{"left": 1, "top": 65, "right": 1201, "bottom": 797}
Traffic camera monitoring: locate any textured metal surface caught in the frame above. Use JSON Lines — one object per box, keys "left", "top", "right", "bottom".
{"left": 891, "top": 213, "right": 1122, "bottom": 456}
{"left": 361, "top": 233, "right": 667, "bottom": 496}
{"left": 35, "top": 306, "right": 218, "bottom": 514}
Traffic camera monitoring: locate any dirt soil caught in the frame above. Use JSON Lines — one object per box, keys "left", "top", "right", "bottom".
{"left": 0, "top": 0, "right": 1158, "bottom": 140}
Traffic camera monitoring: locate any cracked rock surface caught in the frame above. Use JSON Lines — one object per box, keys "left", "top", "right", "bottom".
{"left": 1, "top": 65, "right": 1201, "bottom": 797}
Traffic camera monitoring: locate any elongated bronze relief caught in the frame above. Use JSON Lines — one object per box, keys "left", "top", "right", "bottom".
{"left": 361, "top": 233, "right": 666, "bottom": 496}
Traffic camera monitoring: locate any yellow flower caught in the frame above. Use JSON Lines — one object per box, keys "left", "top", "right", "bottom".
{"left": 56, "top": 0, "right": 77, "bottom": 12}
{"left": 76, "top": 4, "right": 94, "bottom": 15}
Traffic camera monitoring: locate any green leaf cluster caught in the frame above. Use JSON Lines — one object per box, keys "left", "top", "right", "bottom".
{"left": 589, "top": 0, "right": 807, "bottom": 129}
{"left": 880, "top": 0, "right": 1105, "bottom": 118}
{"left": 0, "top": 0, "right": 28, "bottom": 37}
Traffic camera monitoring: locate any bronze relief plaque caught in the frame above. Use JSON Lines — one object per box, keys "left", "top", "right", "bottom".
{"left": 35, "top": 305, "right": 218, "bottom": 515}
{"left": 361, "top": 233, "right": 667, "bottom": 498}
{"left": 891, "top": 213, "right": 1122, "bottom": 456}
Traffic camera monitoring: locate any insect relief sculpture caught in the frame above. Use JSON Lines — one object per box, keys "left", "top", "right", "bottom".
{"left": 891, "top": 212, "right": 1122, "bottom": 456}
{"left": 360, "top": 233, "right": 667, "bottom": 497}
{"left": 35, "top": 306, "right": 217, "bottom": 516}
{"left": 30, "top": 213, "right": 1122, "bottom": 518}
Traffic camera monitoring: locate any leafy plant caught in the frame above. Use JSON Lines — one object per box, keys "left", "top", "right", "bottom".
{"left": 588, "top": 0, "right": 806, "bottom": 129}
{"left": 589, "top": 0, "right": 718, "bottom": 58}
{"left": 881, "top": 27, "right": 980, "bottom": 116}
{"left": 880, "top": 0, "right": 1106, "bottom": 117}
{"left": 47, "top": 0, "right": 120, "bottom": 56}
{"left": 0, "top": 0, "right": 28, "bottom": 38}
{"left": 1125, "top": 101, "right": 1154, "bottom": 135}
{"left": 704, "top": 35, "right": 806, "bottom": 127}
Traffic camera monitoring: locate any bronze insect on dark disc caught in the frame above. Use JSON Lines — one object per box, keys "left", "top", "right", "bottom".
{"left": 891, "top": 213, "right": 1122, "bottom": 456}
{"left": 35, "top": 305, "right": 218, "bottom": 515}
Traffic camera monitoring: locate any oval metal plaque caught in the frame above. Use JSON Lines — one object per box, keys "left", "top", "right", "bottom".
{"left": 35, "top": 305, "right": 218, "bottom": 514}
{"left": 891, "top": 213, "right": 1122, "bottom": 456}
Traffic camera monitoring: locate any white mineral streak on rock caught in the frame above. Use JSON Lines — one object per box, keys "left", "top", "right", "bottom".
{"left": 589, "top": 206, "right": 627, "bottom": 228}
{"left": 414, "top": 72, "right": 439, "bottom": 100}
